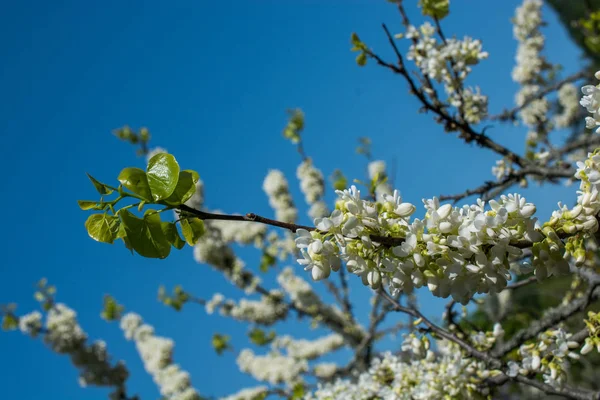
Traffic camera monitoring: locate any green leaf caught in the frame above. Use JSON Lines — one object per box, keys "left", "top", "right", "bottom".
{"left": 419, "top": 0, "right": 449, "bottom": 19}
{"left": 85, "top": 214, "right": 120, "bottom": 244}
{"left": 331, "top": 169, "right": 348, "bottom": 191}
{"left": 101, "top": 295, "right": 124, "bottom": 321}
{"left": 259, "top": 252, "right": 276, "bottom": 273}
{"left": 163, "top": 170, "right": 200, "bottom": 205}
{"left": 356, "top": 52, "right": 367, "bottom": 66}
{"left": 180, "top": 218, "right": 205, "bottom": 246}
{"left": 77, "top": 200, "right": 102, "bottom": 210}
{"left": 116, "top": 223, "right": 133, "bottom": 254}
{"left": 1, "top": 314, "right": 18, "bottom": 331}
{"left": 146, "top": 153, "right": 180, "bottom": 201}
{"left": 212, "top": 334, "right": 231, "bottom": 355}
{"left": 162, "top": 222, "right": 186, "bottom": 250}
{"left": 119, "top": 210, "right": 171, "bottom": 259}
{"left": 87, "top": 173, "right": 114, "bottom": 195}
{"left": 291, "top": 383, "right": 306, "bottom": 399}
{"left": 248, "top": 328, "right": 276, "bottom": 346}
{"left": 118, "top": 167, "right": 153, "bottom": 201}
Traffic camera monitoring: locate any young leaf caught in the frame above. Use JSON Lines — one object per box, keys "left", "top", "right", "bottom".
{"left": 291, "top": 383, "right": 306, "bottom": 399}
{"left": 163, "top": 170, "right": 200, "bottom": 205}
{"left": 118, "top": 167, "right": 153, "bottom": 201}
{"left": 212, "top": 334, "right": 231, "bottom": 355}
{"left": 77, "top": 200, "right": 102, "bottom": 210}
{"left": 87, "top": 173, "right": 114, "bottom": 195}
{"left": 116, "top": 223, "right": 133, "bottom": 254}
{"left": 101, "top": 295, "right": 124, "bottom": 321}
{"left": 356, "top": 52, "right": 367, "bottom": 66}
{"left": 85, "top": 214, "right": 120, "bottom": 244}
{"left": 1, "top": 314, "right": 18, "bottom": 331}
{"left": 248, "top": 328, "right": 276, "bottom": 346}
{"left": 162, "top": 222, "right": 186, "bottom": 250}
{"left": 180, "top": 218, "right": 205, "bottom": 246}
{"left": 119, "top": 210, "right": 171, "bottom": 259}
{"left": 259, "top": 252, "right": 276, "bottom": 273}
{"left": 146, "top": 153, "right": 180, "bottom": 201}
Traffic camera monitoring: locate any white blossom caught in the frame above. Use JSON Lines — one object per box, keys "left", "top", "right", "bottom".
{"left": 297, "top": 159, "right": 329, "bottom": 219}
{"left": 272, "top": 333, "right": 345, "bottom": 360}
{"left": 19, "top": 311, "right": 43, "bottom": 337}
{"left": 205, "top": 292, "right": 288, "bottom": 326}
{"left": 307, "top": 338, "right": 495, "bottom": 400}
{"left": 236, "top": 349, "right": 308, "bottom": 385}
{"left": 263, "top": 169, "right": 298, "bottom": 223}
{"left": 120, "top": 312, "right": 201, "bottom": 400}
{"left": 554, "top": 83, "right": 580, "bottom": 128}
{"left": 220, "top": 386, "right": 268, "bottom": 400}
{"left": 19, "top": 304, "right": 131, "bottom": 399}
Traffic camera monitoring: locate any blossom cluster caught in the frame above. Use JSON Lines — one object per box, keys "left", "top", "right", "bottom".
{"left": 277, "top": 267, "right": 366, "bottom": 344}
{"left": 295, "top": 186, "right": 546, "bottom": 304}
{"left": 581, "top": 71, "right": 600, "bottom": 133}
{"left": 19, "top": 305, "right": 130, "bottom": 400}
{"left": 205, "top": 292, "right": 288, "bottom": 326}
{"left": 542, "top": 146, "right": 600, "bottom": 275}
{"left": 209, "top": 218, "right": 266, "bottom": 247}
{"left": 194, "top": 229, "right": 262, "bottom": 293}
{"left": 297, "top": 159, "right": 329, "bottom": 219}
{"left": 554, "top": 83, "right": 580, "bottom": 128}
{"left": 307, "top": 339, "right": 495, "bottom": 400}
{"left": 120, "top": 313, "right": 201, "bottom": 400}
{"left": 272, "top": 333, "right": 345, "bottom": 360}
{"left": 263, "top": 231, "right": 299, "bottom": 265}
{"left": 235, "top": 334, "right": 344, "bottom": 388}
{"left": 404, "top": 22, "right": 489, "bottom": 123}
{"left": 220, "top": 385, "right": 269, "bottom": 400}
{"left": 507, "top": 328, "right": 580, "bottom": 388}
{"left": 263, "top": 169, "right": 298, "bottom": 223}
{"left": 236, "top": 349, "right": 308, "bottom": 385}
{"left": 581, "top": 311, "right": 600, "bottom": 355}
{"left": 313, "top": 362, "right": 338, "bottom": 379}
{"left": 491, "top": 158, "right": 512, "bottom": 181}
{"left": 511, "top": 0, "right": 553, "bottom": 147}
{"left": 294, "top": 70, "right": 600, "bottom": 302}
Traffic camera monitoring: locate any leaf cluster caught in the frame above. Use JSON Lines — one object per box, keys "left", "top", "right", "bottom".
{"left": 80, "top": 153, "right": 205, "bottom": 259}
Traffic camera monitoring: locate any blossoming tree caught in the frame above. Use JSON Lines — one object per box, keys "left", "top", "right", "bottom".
{"left": 4, "top": 0, "right": 600, "bottom": 399}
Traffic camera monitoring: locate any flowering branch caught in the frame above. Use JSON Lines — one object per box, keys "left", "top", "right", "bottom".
{"left": 372, "top": 23, "right": 530, "bottom": 168}
{"left": 491, "top": 71, "right": 589, "bottom": 121}
{"left": 493, "top": 276, "right": 600, "bottom": 358}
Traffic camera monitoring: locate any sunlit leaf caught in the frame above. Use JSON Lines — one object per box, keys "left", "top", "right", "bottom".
{"left": 118, "top": 167, "right": 153, "bottom": 201}
{"left": 248, "top": 328, "right": 276, "bottom": 346}
{"left": 87, "top": 173, "right": 114, "bottom": 195}
{"left": 212, "top": 334, "right": 231, "bottom": 355}
{"left": 356, "top": 52, "right": 367, "bottom": 66}
{"left": 180, "top": 218, "right": 205, "bottom": 246}
{"left": 77, "top": 200, "right": 102, "bottom": 210}
{"left": 163, "top": 170, "right": 200, "bottom": 205}
{"left": 146, "top": 153, "right": 180, "bottom": 201}
{"left": 1, "top": 314, "right": 18, "bottom": 331}
{"left": 85, "top": 214, "right": 120, "bottom": 244}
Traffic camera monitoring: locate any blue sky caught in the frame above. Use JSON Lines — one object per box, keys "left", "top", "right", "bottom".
{"left": 0, "top": 1, "right": 588, "bottom": 399}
